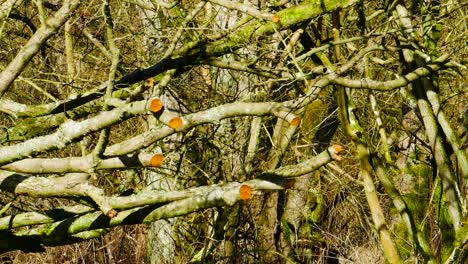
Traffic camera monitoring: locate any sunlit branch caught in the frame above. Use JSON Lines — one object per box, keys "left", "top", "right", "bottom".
{"left": 104, "top": 101, "right": 291, "bottom": 156}
{"left": 208, "top": 0, "right": 274, "bottom": 20}
{"left": 330, "top": 55, "right": 449, "bottom": 90}
{"left": 0, "top": 99, "right": 150, "bottom": 166}
{"left": 0, "top": 172, "right": 115, "bottom": 217}
{"left": 1, "top": 153, "right": 164, "bottom": 173}
{"left": 205, "top": 58, "right": 279, "bottom": 78}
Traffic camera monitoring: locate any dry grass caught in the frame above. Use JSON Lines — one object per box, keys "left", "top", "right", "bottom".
{"left": 2, "top": 225, "right": 147, "bottom": 264}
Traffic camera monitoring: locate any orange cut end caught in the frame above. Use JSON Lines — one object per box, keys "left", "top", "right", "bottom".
{"left": 331, "top": 144, "right": 344, "bottom": 161}
{"left": 239, "top": 185, "right": 253, "bottom": 200}
{"left": 106, "top": 209, "right": 118, "bottom": 218}
{"left": 333, "top": 144, "right": 344, "bottom": 154}
{"left": 150, "top": 154, "right": 164, "bottom": 167}
{"left": 148, "top": 98, "right": 164, "bottom": 113}
{"left": 290, "top": 116, "right": 300, "bottom": 126}
{"left": 168, "top": 116, "right": 183, "bottom": 128}
{"left": 272, "top": 15, "right": 280, "bottom": 23}
{"left": 145, "top": 78, "right": 154, "bottom": 87}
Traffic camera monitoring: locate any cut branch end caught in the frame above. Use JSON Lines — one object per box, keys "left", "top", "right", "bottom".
{"left": 331, "top": 144, "right": 344, "bottom": 161}
{"left": 150, "top": 154, "right": 164, "bottom": 167}
{"left": 168, "top": 116, "right": 183, "bottom": 128}
{"left": 145, "top": 78, "right": 154, "bottom": 88}
{"left": 290, "top": 116, "right": 300, "bottom": 126}
{"left": 106, "top": 209, "right": 118, "bottom": 218}
{"left": 147, "top": 98, "right": 164, "bottom": 113}
{"left": 159, "top": 111, "right": 183, "bottom": 128}
{"left": 239, "top": 184, "right": 253, "bottom": 200}
{"left": 272, "top": 15, "right": 280, "bottom": 23}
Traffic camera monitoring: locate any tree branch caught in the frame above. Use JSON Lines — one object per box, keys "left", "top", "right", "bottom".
{"left": 0, "top": 0, "right": 80, "bottom": 97}
{"left": 330, "top": 55, "right": 450, "bottom": 90}
{"left": 1, "top": 153, "right": 164, "bottom": 173}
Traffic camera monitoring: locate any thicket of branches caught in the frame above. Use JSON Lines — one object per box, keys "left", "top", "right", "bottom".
{"left": 0, "top": 0, "right": 466, "bottom": 263}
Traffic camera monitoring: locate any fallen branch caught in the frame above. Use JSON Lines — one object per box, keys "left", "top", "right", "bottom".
{"left": 1, "top": 153, "right": 164, "bottom": 174}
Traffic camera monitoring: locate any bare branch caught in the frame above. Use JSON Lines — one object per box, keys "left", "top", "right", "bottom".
{"left": 1, "top": 153, "right": 164, "bottom": 173}
{"left": 208, "top": 0, "right": 274, "bottom": 20}
{"left": 0, "top": 0, "right": 80, "bottom": 97}
{"left": 330, "top": 55, "right": 450, "bottom": 90}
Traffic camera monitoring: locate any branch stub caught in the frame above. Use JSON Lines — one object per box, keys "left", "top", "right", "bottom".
{"left": 239, "top": 184, "right": 253, "bottom": 200}
{"left": 150, "top": 154, "right": 164, "bottom": 167}
{"left": 147, "top": 98, "right": 164, "bottom": 113}
{"left": 168, "top": 116, "right": 183, "bottom": 129}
